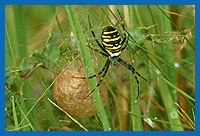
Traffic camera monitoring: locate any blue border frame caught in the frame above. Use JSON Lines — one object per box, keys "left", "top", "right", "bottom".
{"left": 2, "top": 0, "right": 199, "bottom": 135}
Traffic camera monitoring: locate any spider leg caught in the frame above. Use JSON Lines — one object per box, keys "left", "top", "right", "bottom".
{"left": 84, "top": 59, "right": 110, "bottom": 99}
{"left": 72, "top": 59, "right": 110, "bottom": 79}
{"left": 120, "top": 34, "right": 126, "bottom": 47}
{"left": 116, "top": 9, "right": 129, "bottom": 52}
{"left": 117, "top": 9, "right": 127, "bottom": 46}
{"left": 118, "top": 58, "right": 147, "bottom": 81}
{"left": 117, "top": 58, "right": 147, "bottom": 98}
{"left": 121, "top": 34, "right": 129, "bottom": 52}
{"left": 86, "top": 43, "right": 108, "bottom": 57}
{"left": 88, "top": 15, "right": 108, "bottom": 54}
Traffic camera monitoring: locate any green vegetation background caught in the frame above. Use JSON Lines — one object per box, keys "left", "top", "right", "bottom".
{"left": 5, "top": 5, "right": 195, "bottom": 131}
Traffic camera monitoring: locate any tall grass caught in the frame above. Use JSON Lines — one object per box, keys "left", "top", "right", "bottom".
{"left": 65, "top": 5, "right": 110, "bottom": 131}
{"left": 5, "top": 5, "right": 195, "bottom": 131}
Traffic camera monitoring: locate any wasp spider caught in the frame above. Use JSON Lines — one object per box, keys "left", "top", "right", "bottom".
{"left": 78, "top": 10, "right": 147, "bottom": 99}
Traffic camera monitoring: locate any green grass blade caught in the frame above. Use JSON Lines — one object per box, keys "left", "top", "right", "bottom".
{"left": 147, "top": 5, "right": 158, "bottom": 34}
{"left": 105, "top": 81, "right": 123, "bottom": 131}
{"left": 174, "top": 102, "right": 195, "bottom": 130}
{"left": 157, "top": 74, "right": 194, "bottom": 102}
{"left": 156, "top": 5, "right": 194, "bottom": 51}
{"left": 159, "top": 78, "right": 183, "bottom": 131}
{"left": 19, "top": 56, "right": 79, "bottom": 126}
{"left": 135, "top": 50, "right": 194, "bottom": 102}
{"left": 135, "top": 51, "right": 194, "bottom": 130}
{"left": 65, "top": 5, "right": 110, "bottom": 131}
{"left": 124, "top": 111, "right": 193, "bottom": 129}
{"left": 128, "top": 5, "right": 143, "bottom": 131}
{"left": 48, "top": 98, "right": 88, "bottom": 131}
{"left": 15, "top": 99, "right": 35, "bottom": 131}
{"left": 12, "top": 6, "right": 34, "bottom": 129}
{"left": 6, "top": 20, "right": 30, "bottom": 130}
{"left": 51, "top": 5, "right": 65, "bottom": 40}
{"left": 12, "top": 5, "right": 27, "bottom": 59}
{"left": 11, "top": 96, "right": 19, "bottom": 130}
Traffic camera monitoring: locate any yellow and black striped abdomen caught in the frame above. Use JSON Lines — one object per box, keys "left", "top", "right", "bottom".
{"left": 101, "top": 26, "right": 122, "bottom": 57}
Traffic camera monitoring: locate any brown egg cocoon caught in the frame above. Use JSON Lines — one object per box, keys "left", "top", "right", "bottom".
{"left": 53, "top": 61, "right": 108, "bottom": 119}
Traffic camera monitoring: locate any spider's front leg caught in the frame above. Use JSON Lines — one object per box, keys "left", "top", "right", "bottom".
{"left": 86, "top": 43, "right": 108, "bottom": 57}
{"left": 88, "top": 15, "right": 108, "bottom": 55}
{"left": 72, "top": 58, "right": 110, "bottom": 80}
{"left": 121, "top": 35, "right": 129, "bottom": 52}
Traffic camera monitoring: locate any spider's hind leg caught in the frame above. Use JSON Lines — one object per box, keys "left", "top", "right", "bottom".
{"left": 84, "top": 59, "right": 111, "bottom": 99}
{"left": 117, "top": 58, "right": 147, "bottom": 99}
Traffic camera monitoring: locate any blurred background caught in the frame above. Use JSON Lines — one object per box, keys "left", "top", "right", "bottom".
{"left": 5, "top": 5, "right": 195, "bottom": 131}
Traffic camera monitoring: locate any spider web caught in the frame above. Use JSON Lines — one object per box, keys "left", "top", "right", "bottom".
{"left": 5, "top": 5, "right": 169, "bottom": 131}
